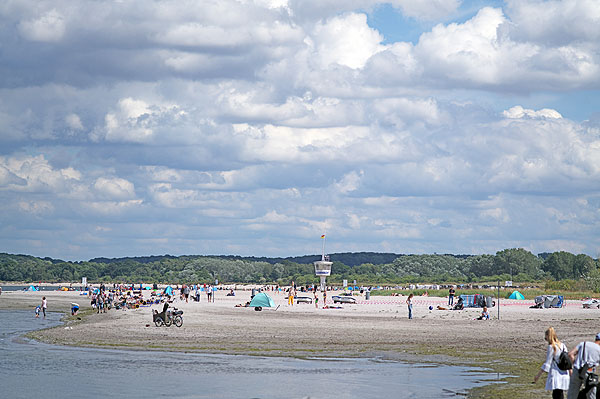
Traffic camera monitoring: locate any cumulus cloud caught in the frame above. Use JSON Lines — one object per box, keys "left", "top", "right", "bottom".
{"left": 503, "top": 106, "right": 562, "bottom": 119}
{"left": 65, "top": 113, "right": 84, "bottom": 130}
{"left": 93, "top": 177, "right": 136, "bottom": 200}
{"left": 504, "top": 0, "right": 600, "bottom": 45}
{"left": 1, "top": 0, "right": 600, "bottom": 259}
{"left": 0, "top": 155, "right": 81, "bottom": 193}
{"left": 18, "top": 9, "right": 66, "bottom": 42}
{"left": 310, "top": 13, "right": 386, "bottom": 69}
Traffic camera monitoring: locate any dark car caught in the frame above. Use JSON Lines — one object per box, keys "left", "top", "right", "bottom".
{"left": 332, "top": 295, "right": 357, "bottom": 304}
{"left": 295, "top": 296, "right": 313, "bottom": 304}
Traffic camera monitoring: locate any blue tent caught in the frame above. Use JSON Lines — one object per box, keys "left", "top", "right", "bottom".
{"left": 27, "top": 285, "right": 38, "bottom": 291}
{"left": 249, "top": 293, "right": 275, "bottom": 308}
{"left": 163, "top": 286, "right": 173, "bottom": 295}
{"left": 508, "top": 291, "right": 525, "bottom": 300}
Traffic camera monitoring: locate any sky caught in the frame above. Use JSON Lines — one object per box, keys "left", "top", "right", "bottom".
{"left": 1, "top": 0, "right": 599, "bottom": 261}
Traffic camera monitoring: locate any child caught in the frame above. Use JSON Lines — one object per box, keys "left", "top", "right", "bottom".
{"left": 476, "top": 306, "right": 490, "bottom": 320}
{"left": 35, "top": 305, "right": 41, "bottom": 318}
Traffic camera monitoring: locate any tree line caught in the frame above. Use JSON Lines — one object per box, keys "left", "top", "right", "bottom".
{"left": 1, "top": 249, "right": 598, "bottom": 289}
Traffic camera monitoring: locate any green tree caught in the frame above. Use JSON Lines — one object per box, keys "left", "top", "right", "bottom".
{"left": 493, "top": 248, "right": 541, "bottom": 280}
{"left": 542, "top": 251, "right": 576, "bottom": 279}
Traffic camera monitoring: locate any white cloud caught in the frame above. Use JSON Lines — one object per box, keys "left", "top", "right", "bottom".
{"left": 18, "top": 9, "right": 66, "bottom": 42}
{"left": 18, "top": 200, "right": 54, "bottom": 215}
{"left": 118, "top": 98, "right": 151, "bottom": 119}
{"left": 65, "top": 113, "right": 84, "bottom": 130}
{"left": 1, "top": 1, "right": 600, "bottom": 259}
{"left": 505, "top": 0, "right": 600, "bottom": 45}
{"left": 93, "top": 177, "right": 136, "bottom": 200}
{"left": 335, "top": 171, "right": 363, "bottom": 193}
{"left": 84, "top": 199, "right": 143, "bottom": 215}
{"left": 503, "top": 106, "right": 562, "bottom": 119}
{"left": 416, "top": 8, "right": 515, "bottom": 85}
{"left": 95, "top": 97, "right": 185, "bottom": 143}
{"left": 311, "top": 13, "right": 386, "bottom": 69}
{"left": 0, "top": 155, "right": 81, "bottom": 193}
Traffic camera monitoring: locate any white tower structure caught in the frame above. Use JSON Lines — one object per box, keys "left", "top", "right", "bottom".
{"left": 314, "top": 235, "right": 332, "bottom": 291}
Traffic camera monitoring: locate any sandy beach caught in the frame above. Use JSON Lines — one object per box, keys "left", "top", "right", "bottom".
{"left": 2, "top": 288, "right": 598, "bottom": 398}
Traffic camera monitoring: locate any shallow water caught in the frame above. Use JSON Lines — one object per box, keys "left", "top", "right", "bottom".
{"left": 0, "top": 284, "right": 63, "bottom": 291}
{"left": 0, "top": 310, "right": 501, "bottom": 398}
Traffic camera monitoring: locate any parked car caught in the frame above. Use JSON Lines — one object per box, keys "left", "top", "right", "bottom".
{"left": 332, "top": 295, "right": 357, "bottom": 304}
{"left": 582, "top": 299, "right": 600, "bottom": 309}
{"left": 295, "top": 296, "right": 313, "bottom": 304}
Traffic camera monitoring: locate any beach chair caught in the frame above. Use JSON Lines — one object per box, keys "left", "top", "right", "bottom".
{"left": 552, "top": 296, "right": 563, "bottom": 308}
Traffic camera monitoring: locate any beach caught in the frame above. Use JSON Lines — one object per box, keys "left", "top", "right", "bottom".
{"left": 1, "top": 288, "right": 598, "bottom": 398}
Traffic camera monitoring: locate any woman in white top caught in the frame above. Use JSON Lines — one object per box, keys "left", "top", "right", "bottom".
{"left": 534, "top": 327, "right": 570, "bottom": 399}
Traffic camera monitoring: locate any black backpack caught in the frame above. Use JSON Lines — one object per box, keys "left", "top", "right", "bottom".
{"left": 555, "top": 349, "right": 573, "bottom": 371}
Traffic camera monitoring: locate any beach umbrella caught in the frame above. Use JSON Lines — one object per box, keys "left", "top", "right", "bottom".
{"left": 508, "top": 291, "right": 525, "bottom": 300}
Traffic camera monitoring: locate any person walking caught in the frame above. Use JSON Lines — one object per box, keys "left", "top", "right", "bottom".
{"left": 406, "top": 293, "right": 414, "bottom": 319}
{"left": 97, "top": 293, "right": 104, "bottom": 313}
{"left": 41, "top": 296, "right": 47, "bottom": 319}
{"left": 533, "top": 327, "right": 570, "bottom": 399}
{"left": 567, "top": 333, "right": 600, "bottom": 399}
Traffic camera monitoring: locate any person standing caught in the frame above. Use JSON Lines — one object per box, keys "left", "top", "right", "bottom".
{"left": 288, "top": 286, "right": 295, "bottom": 306}
{"left": 97, "top": 293, "right": 104, "bottom": 313}
{"left": 406, "top": 293, "right": 414, "bottom": 319}
{"left": 567, "top": 333, "right": 600, "bottom": 399}
{"left": 448, "top": 287, "right": 455, "bottom": 306}
{"left": 41, "top": 296, "right": 47, "bottom": 319}
{"left": 314, "top": 290, "right": 319, "bottom": 309}
{"left": 533, "top": 327, "right": 570, "bottom": 399}
{"left": 183, "top": 285, "right": 190, "bottom": 303}
{"left": 206, "top": 284, "right": 212, "bottom": 303}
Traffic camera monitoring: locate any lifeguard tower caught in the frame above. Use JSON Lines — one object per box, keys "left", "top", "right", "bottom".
{"left": 314, "top": 235, "right": 332, "bottom": 291}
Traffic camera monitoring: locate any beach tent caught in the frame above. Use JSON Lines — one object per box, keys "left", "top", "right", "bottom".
{"left": 27, "top": 285, "right": 38, "bottom": 291}
{"left": 459, "top": 294, "right": 494, "bottom": 308}
{"left": 509, "top": 291, "right": 525, "bottom": 300}
{"left": 163, "top": 286, "right": 173, "bottom": 296}
{"left": 534, "top": 295, "right": 564, "bottom": 308}
{"left": 249, "top": 292, "right": 275, "bottom": 308}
